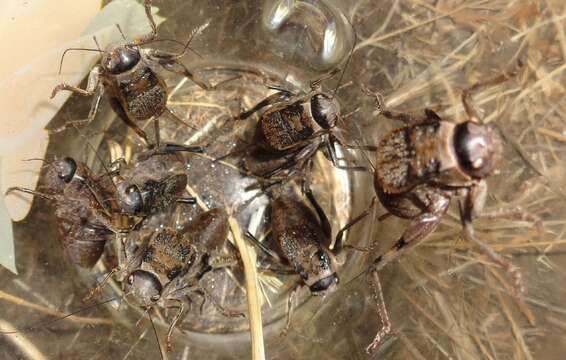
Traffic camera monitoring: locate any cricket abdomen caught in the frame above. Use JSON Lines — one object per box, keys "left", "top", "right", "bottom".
{"left": 120, "top": 66, "right": 167, "bottom": 121}
{"left": 259, "top": 102, "right": 316, "bottom": 152}
{"left": 271, "top": 196, "right": 328, "bottom": 280}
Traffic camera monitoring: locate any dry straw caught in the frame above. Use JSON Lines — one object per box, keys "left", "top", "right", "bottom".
{"left": 346, "top": 0, "right": 566, "bottom": 358}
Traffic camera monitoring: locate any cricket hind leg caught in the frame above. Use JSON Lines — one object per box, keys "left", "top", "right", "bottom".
{"left": 334, "top": 197, "right": 377, "bottom": 254}
{"left": 5, "top": 187, "right": 55, "bottom": 201}
{"left": 371, "top": 188, "right": 450, "bottom": 271}
{"left": 49, "top": 90, "right": 104, "bottom": 135}
{"left": 459, "top": 182, "right": 528, "bottom": 298}
{"left": 134, "top": 142, "right": 206, "bottom": 162}
{"left": 300, "top": 160, "right": 332, "bottom": 239}
{"left": 365, "top": 269, "right": 393, "bottom": 354}
{"left": 196, "top": 287, "right": 245, "bottom": 318}
{"left": 461, "top": 62, "right": 523, "bottom": 122}
{"left": 108, "top": 97, "right": 150, "bottom": 145}
{"left": 361, "top": 85, "right": 441, "bottom": 126}
{"left": 236, "top": 91, "right": 293, "bottom": 120}
{"left": 372, "top": 212, "right": 444, "bottom": 271}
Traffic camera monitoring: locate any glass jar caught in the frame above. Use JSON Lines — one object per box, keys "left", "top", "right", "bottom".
{"left": 3, "top": 1, "right": 383, "bottom": 359}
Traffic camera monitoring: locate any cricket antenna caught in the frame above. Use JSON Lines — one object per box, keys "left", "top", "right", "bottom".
{"left": 115, "top": 23, "right": 128, "bottom": 41}
{"left": 343, "top": 263, "right": 374, "bottom": 289}
{"left": 147, "top": 309, "right": 165, "bottom": 360}
{"left": 69, "top": 125, "right": 119, "bottom": 220}
{"left": 0, "top": 296, "right": 119, "bottom": 334}
{"left": 145, "top": 38, "right": 203, "bottom": 58}
{"left": 5, "top": 187, "right": 56, "bottom": 201}
{"left": 282, "top": 24, "right": 309, "bottom": 85}
{"left": 150, "top": 20, "right": 210, "bottom": 61}
{"left": 22, "top": 158, "right": 47, "bottom": 163}
{"left": 332, "top": 16, "right": 358, "bottom": 99}
{"left": 70, "top": 124, "right": 117, "bottom": 190}
{"left": 93, "top": 36, "right": 103, "bottom": 53}
{"left": 58, "top": 48, "right": 104, "bottom": 75}
{"left": 22, "top": 157, "right": 54, "bottom": 170}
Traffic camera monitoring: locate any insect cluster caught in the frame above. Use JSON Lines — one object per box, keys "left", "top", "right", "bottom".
{"left": 3, "top": 0, "right": 543, "bottom": 358}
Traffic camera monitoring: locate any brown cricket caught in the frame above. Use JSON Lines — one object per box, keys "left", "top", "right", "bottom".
{"left": 245, "top": 173, "right": 381, "bottom": 335}
{"left": 219, "top": 38, "right": 371, "bottom": 183}
{"left": 6, "top": 158, "right": 118, "bottom": 268}
{"left": 90, "top": 208, "right": 243, "bottom": 352}
{"left": 361, "top": 72, "right": 542, "bottom": 353}
{"left": 234, "top": 70, "right": 373, "bottom": 181}
{"left": 107, "top": 143, "right": 206, "bottom": 217}
{"left": 50, "top": 0, "right": 219, "bottom": 145}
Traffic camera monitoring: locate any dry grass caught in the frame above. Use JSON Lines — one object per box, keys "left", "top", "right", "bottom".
{"left": 344, "top": 0, "right": 566, "bottom": 359}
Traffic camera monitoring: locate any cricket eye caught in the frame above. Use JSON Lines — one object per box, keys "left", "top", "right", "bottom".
{"left": 119, "top": 183, "right": 143, "bottom": 214}
{"left": 57, "top": 158, "right": 77, "bottom": 183}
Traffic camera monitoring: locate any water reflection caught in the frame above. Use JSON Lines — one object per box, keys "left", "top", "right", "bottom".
{"left": 261, "top": 0, "right": 354, "bottom": 71}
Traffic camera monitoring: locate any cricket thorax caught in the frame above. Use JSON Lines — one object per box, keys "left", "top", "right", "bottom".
{"left": 277, "top": 224, "right": 321, "bottom": 274}
{"left": 139, "top": 175, "right": 187, "bottom": 213}
{"left": 144, "top": 228, "right": 197, "bottom": 280}
{"left": 260, "top": 102, "right": 317, "bottom": 152}
{"left": 117, "top": 153, "right": 187, "bottom": 215}
{"left": 376, "top": 122, "right": 441, "bottom": 194}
